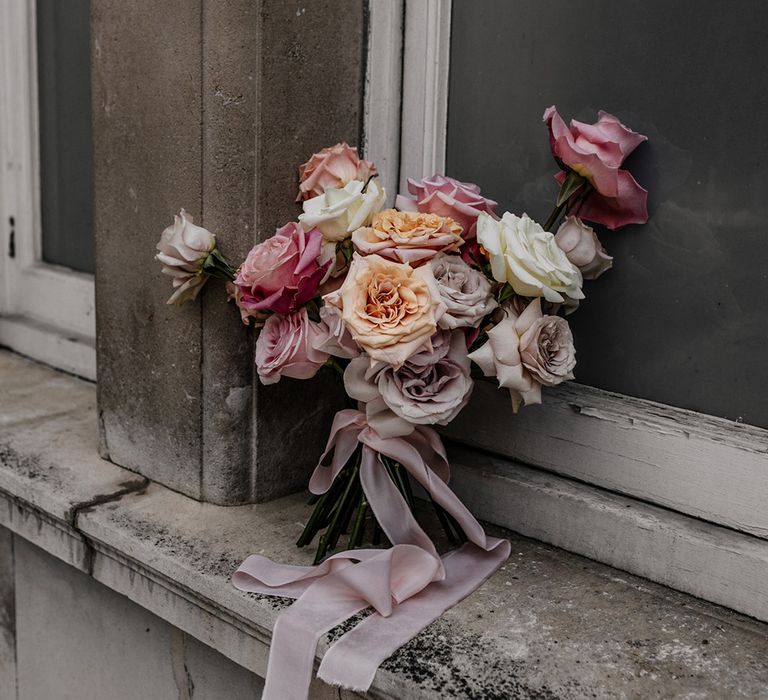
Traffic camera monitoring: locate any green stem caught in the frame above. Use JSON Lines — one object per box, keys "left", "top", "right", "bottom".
{"left": 315, "top": 460, "right": 360, "bottom": 563}
{"left": 348, "top": 493, "right": 368, "bottom": 549}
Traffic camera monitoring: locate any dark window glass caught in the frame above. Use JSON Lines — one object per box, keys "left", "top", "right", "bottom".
{"left": 37, "top": 0, "right": 94, "bottom": 273}
{"left": 447, "top": 0, "right": 768, "bottom": 428}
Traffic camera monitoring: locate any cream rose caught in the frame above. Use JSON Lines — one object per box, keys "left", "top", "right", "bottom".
{"left": 155, "top": 209, "right": 216, "bottom": 305}
{"left": 431, "top": 253, "right": 497, "bottom": 329}
{"left": 468, "top": 298, "right": 575, "bottom": 411}
{"left": 344, "top": 330, "right": 473, "bottom": 438}
{"left": 299, "top": 179, "right": 386, "bottom": 243}
{"left": 324, "top": 253, "right": 445, "bottom": 368}
{"left": 477, "top": 211, "right": 584, "bottom": 304}
{"left": 352, "top": 209, "right": 463, "bottom": 266}
{"left": 554, "top": 216, "right": 613, "bottom": 280}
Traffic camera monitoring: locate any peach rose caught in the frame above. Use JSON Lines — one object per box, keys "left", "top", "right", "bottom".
{"left": 352, "top": 209, "right": 463, "bottom": 266}
{"left": 297, "top": 143, "right": 377, "bottom": 201}
{"left": 324, "top": 254, "right": 446, "bottom": 368}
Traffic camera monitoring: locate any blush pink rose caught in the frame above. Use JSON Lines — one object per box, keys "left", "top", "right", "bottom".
{"left": 395, "top": 174, "right": 498, "bottom": 238}
{"left": 554, "top": 216, "right": 613, "bottom": 280}
{"left": 310, "top": 306, "right": 361, "bottom": 359}
{"left": 255, "top": 308, "right": 329, "bottom": 385}
{"left": 297, "top": 143, "right": 377, "bottom": 201}
{"left": 232, "top": 222, "right": 330, "bottom": 318}
{"left": 543, "top": 106, "right": 648, "bottom": 229}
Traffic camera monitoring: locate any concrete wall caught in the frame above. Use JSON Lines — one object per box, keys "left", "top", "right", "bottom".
{"left": 3, "top": 531, "right": 265, "bottom": 699}
{"left": 93, "top": 0, "right": 363, "bottom": 505}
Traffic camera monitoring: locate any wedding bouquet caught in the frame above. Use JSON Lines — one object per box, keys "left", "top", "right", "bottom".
{"left": 155, "top": 106, "right": 648, "bottom": 698}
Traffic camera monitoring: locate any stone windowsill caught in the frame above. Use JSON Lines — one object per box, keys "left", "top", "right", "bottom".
{"left": 1, "top": 349, "right": 767, "bottom": 699}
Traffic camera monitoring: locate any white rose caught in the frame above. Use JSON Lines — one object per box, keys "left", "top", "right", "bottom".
{"left": 477, "top": 211, "right": 584, "bottom": 304}
{"left": 299, "top": 178, "right": 386, "bottom": 242}
{"left": 431, "top": 253, "right": 497, "bottom": 329}
{"left": 155, "top": 209, "right": 216, "bottom": 305}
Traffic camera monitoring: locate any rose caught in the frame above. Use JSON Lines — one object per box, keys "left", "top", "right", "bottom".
{"left": 344, "top": 330, "right": 473, "bottom": 438}
{"left": 231, "top": 222, "right": 330, "bottom": 318}
{"left": 543, "top": 107, "right": 648, "bottom": 229}
{"left": 468, "top": 298, "right": 575, "bottom": 411}
{"left": 310, "top": 306, "right": 361, "bottom": 359}
{"left": 299, "top": 179, "right": 386, "bottom": 243}
{"left": 324, "top": 253, "right": 446, "bottom": 368}
{"left": 155, "top": 209, "right": 216, "bottom": 305}
{"left": 477, "top": 211, "right": 584, "bottom": 304}
{"left": 226, "top": 281, "right": 270, "bottom": 327}
{"left": 352, "top": 209, "right": 463, "bottom": 266}
{"left": 554, "top": 216, "right": 612, "bottom": 280}
{"left": 430, "top": 253, "right": 497, "bottom": 329}
{"left": 297, "top": 143, "right": 377, "bottom": 201}
{"left": 255, "top": 308, "right": 329, "bottom": 384}
{"left": 395, "top": 174, "right": 497, "bottom": 238}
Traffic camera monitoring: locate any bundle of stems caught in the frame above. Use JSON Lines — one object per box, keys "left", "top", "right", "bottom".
{"left": 296, "top": 445, "right": 466, "bottom": 564}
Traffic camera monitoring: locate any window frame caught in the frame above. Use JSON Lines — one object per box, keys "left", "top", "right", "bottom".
{"left": 0, "top": 0, "right": 95, "bottom": 380}
{"left": 364, "top": 0, "right": 768, "bottom": 540}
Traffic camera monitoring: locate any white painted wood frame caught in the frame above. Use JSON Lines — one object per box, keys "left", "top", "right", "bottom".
{"left": 0, "top": 0, "right": 96, "bottom": 380}
{"left": 364, "top": 0, "right": 768, "bottom": 548}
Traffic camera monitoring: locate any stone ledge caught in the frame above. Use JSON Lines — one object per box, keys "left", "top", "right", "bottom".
{"left": 2, "top": 349, "right": 768, "bottom": 699}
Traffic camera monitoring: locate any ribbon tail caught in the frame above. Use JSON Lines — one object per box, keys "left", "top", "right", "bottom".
{"left": 359, "top": 445, "right": 440, "bottom": 565}
{"left": 317, "top": 538, "right": 511, "bottom": 692}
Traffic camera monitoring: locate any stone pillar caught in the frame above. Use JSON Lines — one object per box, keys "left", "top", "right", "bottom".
{"left": 93, "top": 1, "right": 364, "bottom": 503}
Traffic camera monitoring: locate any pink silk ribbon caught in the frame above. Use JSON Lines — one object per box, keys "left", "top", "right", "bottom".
{"left": 232, "top": 409, "right": 510, "bottom": 699}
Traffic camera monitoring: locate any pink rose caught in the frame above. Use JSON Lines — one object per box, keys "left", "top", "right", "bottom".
{"left": 395, "top": 174, "right": 498, "bottom": 238}
{"left": 352, "top": 209, "right": 463, "bottom": 266}
{"left": 310, "top": 306, "right": 361, "bottom": 359}
{"left": 297, "top": 143, "right": 377, "bottom": 201}
{"left": 543, "top": 107, "right": 648, "bottom": 229}
{"left": 554, "top": 216, "right": 613, "bottom": 280}
{"left": 232, "top": 222, "right": 330, "bottom": 318}
{"left": 255, "top": 308, "right": 329, "bottom": 385}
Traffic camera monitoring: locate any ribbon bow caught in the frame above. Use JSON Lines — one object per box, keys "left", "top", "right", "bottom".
{"left": 233, "top": 409, "right": 510, "bottom": 699}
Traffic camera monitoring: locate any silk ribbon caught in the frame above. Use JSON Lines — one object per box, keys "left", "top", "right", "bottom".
{"left": 233, "top": 409, "right": 510, "bottom": 699}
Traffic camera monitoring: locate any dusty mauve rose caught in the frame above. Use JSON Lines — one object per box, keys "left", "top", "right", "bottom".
{"left": 255, "top": 308, "right": 329, "bottom": 385}
{"left": 344, "top": 331, "right": 473, "bottom": 438}
{"left": 395, "top": 174, "right": 497, "bottom": 238}
{"left": 554, "top": 216, "right": 613, "bottom": 280}
{"left": 155, "top": 210, "right": 216, "bottom": 305}
{"left": 352, "top": 209, "right": 463, "bottom": 266}
{"left": 543, "top": 107, "right": 648, "bottom": 229}
{"left": 468, "top": 298, "right": 575, "bottom": 411}
{"left": 297, "top": 143, "right": 377, "bottom": 201}
{"left": 324, "top": 253, "right": 446, "bottom": 368}
{"left": 310, "top": 306, "right": 361, "bottom": 359}
{"left": 477, "top": 211, "right": 584, "bottom": 304}
{"left": 232, "top": 222, "right": 330, "bottom": 317}
{"left": 430, "top": 253, "right": 497, "bottom": 329}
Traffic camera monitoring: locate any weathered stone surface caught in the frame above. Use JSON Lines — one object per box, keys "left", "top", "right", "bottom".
{"left": 79, "top": 483, "right": 768, "bottom": 699}
{"left": 92, "top": 0, "right": 205, "bottom": 497}
{"left": 0, "top": 352, "right": 146, "bottom": 524}
{"left": 13, "top": 536, "right": 265, "bottom": 699}
{"left": 93, "top": 0, "right": 363, "bottom": 504}
{"left": 0, "top": 528, "right": 15, "bottom": 698}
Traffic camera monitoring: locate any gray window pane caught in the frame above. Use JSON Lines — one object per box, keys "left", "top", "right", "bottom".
{"left": 447, "top": 0, "right": 768, "bottom": 428}
{"left": 37, "top": 0, "right": 94, "bottom": 274}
